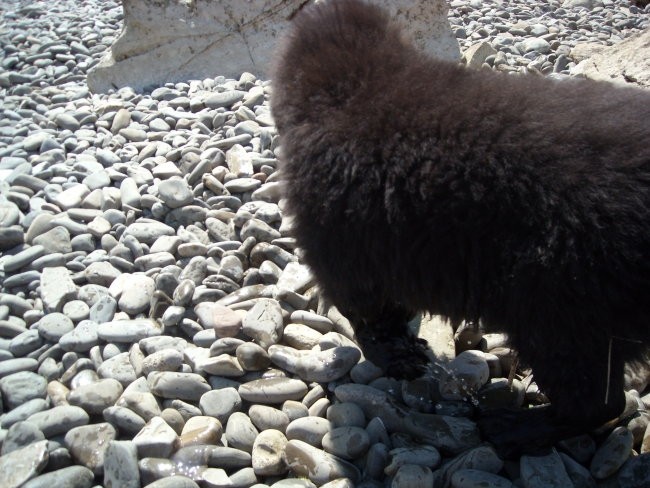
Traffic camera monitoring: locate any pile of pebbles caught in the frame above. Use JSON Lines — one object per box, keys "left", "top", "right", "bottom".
{"left": 1, "top": 0, "right": 650, "bottom": 487}
{"left": 449, "top": 0, "right": 649, "bottom": 74}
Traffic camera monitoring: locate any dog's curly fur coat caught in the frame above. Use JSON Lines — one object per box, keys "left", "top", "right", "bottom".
{"left": 271, "top": 0, "right": 650, "bottom": 454}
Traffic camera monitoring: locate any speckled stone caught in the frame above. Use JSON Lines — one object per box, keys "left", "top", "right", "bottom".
{"left": 21, "top": 465, "right": 95, "bottom": 488}
{"left": 103, "top": 440, "right": 140, "bottom": 488}
{"left": 64, "top": 422, "right": 117, "bottom": 475}
{"left": 0, "top": 439, "right": 49, "bottom": 488}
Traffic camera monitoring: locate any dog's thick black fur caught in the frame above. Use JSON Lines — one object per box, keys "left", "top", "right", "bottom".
{"left": 271, "top": 0, "right": 650, "bottom": 455}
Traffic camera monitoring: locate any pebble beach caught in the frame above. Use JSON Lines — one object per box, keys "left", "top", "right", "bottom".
{"left": 1, "top": 0, "right": 650, "bottom": 487}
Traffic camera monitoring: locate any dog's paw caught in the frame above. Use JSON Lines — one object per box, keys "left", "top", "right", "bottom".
{"left": 477, "top": 405, "right": 578, "bottom": 458}
{"left": 365, "top": 331, "right": 430, "bottom": 380}
{"left": 386, "top": 336, "right": 431, "bottom": 379}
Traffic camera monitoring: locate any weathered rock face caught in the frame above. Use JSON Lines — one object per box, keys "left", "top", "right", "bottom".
{"left": 87, "top": 0, "right": 460, "bottom": 93}
{"left": 571, "top": 28, "right": 650, "bottom": 89}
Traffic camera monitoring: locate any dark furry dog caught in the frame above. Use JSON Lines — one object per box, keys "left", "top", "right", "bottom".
{"left": 271, "top": 0, "right": 650, "bottom": 455}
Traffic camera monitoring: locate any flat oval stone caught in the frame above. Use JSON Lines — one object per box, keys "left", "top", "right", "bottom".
{"left": 62, "top": 300, "right": 90, "bottom": 322}
{"left": 103, "top": 406, "right": 147, "bottom": 435}
{"left": 236, "top": 342, "right": 271, "bottom": 371}
{"left": 224, "top": 177, "right": 262, "bottom": 193}
{"left": 239, "top": 377, "right": 308, "bottom": 404}
{"left": 27, "top": 405, "right": 90, "bottom": 437}
{"left": 0, "top": 294, "right": 33, "bottom": 316}
{"left": 322, "top": 426, "right": 370, "bottom": 460}
{"left": 284, "top": 439, "right": 360, "bottom": 485}
{"left": 0, "top": 371, "right": 47, "bottom": 410}
{"left": 121, "top": 221, "right": 175, "bottom": 244}
{"left": 199, "top": 388, "right": 242, "bottom": 424}
{"left": 36, "top": 312, "right": 74, "bottom": 341}
{"left": 9, "top": 329, "right": 43, "bottom": 356}
{"left": 23, "top": 132, "right": 52, "bottom": 151}
{"left": 225, "top": 412, "right": 259, "bottom": 453}
{"left": 283, "top": 323, "right": 323, "bottom": 350}
{"left": 206, "top": 446, "right": 251, "bottom": 470}
{"left": 1, "top": 398, "right": 49, "bottom": 429}
{"left": 327, "top": 403, "right": 366, "bottom": 429}
{"left": 54, "top": 113, "right": 81, "bottom": 131}
{"left": 0, "top": 358, "right": 38, "bottom": 378}
{"left": 590, "top": 426, "right": 634, "bottom": 479}
{"left": 21, "top": 465, "right": 95, "bottom": 488}
{"left": 205, "top": 90, "right": 246, "bottom": 109}
{"left": 268, "top": 345, "right": 360, "bottom": 383}
{"left": 111, "top": 108, "right": 131, "bottom": 132}
{"left": 97, "top": 319, "right": 162, "bottom": 342}
{"left": 3, "top": 245, "right": 45, "bottom": 273}
{"left": 249, "top": 405, "right": 291, "bottom": 433}
{"left": 147, "top": 371, "right": 211, "bottom": 401}
{"left": 286, "top": 416, "right": 332, "bottom": 447}
{"left": 134, "top": 252, "right": 176, "bottom": 271}
{"left": 141, "top": 349, "right": 184, "bottom": 376}
{"left": 52, "top": 184, "right": 89, "bottom": 210}
{"left": 140, "top": 336, "right": 188, "bottom": 355}
{"left": 3, "top": 271, "right": 41, "bottom": 296}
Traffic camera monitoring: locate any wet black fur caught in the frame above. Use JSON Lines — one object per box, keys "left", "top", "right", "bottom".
{"left": 271, "top": 0, "right": 650, "bottom": 454}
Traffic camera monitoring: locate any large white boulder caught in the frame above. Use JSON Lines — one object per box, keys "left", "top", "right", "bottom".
{"left": 87, "top": 0, "right": 460, "bottom": 93}
{"left": 571, "top": 28, "right": 650, "bottom": 89}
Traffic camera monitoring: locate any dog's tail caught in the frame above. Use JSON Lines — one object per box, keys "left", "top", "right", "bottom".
{"left": 271, "top": 0, "right": 415, "bottom": 127}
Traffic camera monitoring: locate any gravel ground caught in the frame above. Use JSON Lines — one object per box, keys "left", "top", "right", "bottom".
{"left": 1, "top": 1, "right": 650, "bottom": 487}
